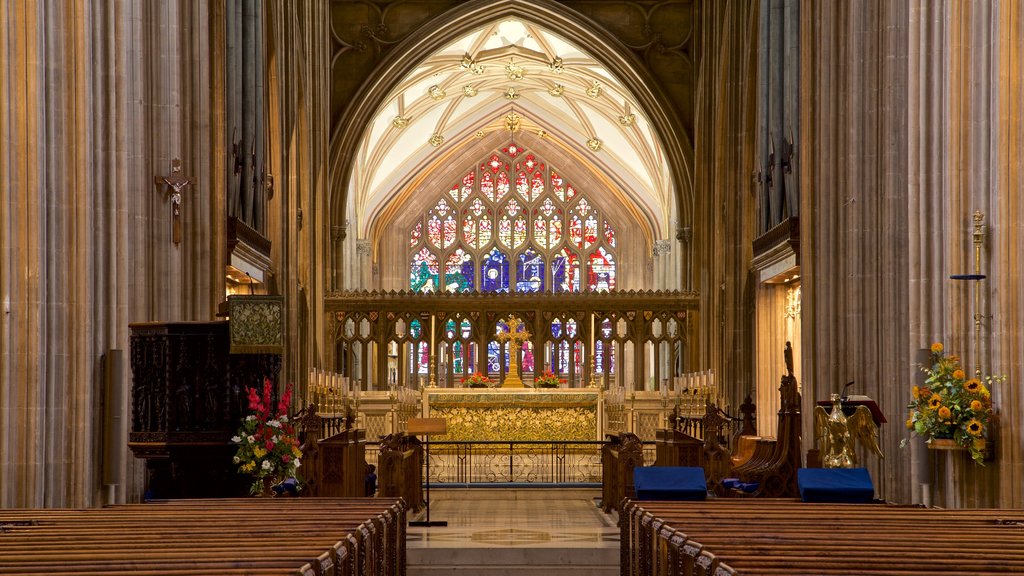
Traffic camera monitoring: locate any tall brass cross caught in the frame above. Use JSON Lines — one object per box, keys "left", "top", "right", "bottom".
{"left": 496, "top": 315, "right": 531, "bottom": 388}
{"left": 154, "top": 158, "right": 192, "bottom": 245}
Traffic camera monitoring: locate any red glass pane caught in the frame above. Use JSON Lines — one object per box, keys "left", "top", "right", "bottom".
{"left": 495, "top": 171, "right": 510, "bottom": 202}
{"left": 534, "top": 218, "right": 548, "bottom": 248}
{"left": 551, "top": 171, "right": 564, "bottom": 201}
{"left": 549, "top": 216, "right": 562, "bottom": 245}
{"left": 498, "top": 216, "right": 512, "bottom": 248}
{"left": 516, "top": 171, "right": 529, "bottom": 200}
{"left": 443, "top": 216, "right": 457, "bottom": 248}
{"left": 584, "top": 215, "right": 598, "bottom": 248}
{"left": 481, "top": 173, "right": 495, "bottom": 202}
{"left": 513, "top": 216, "right": 527, "bottom": 248}
{"left": 410, "top": 221, "right": 422, "bottom": 247}
{"left": 478, "top": 217, "right": 493, "bottom": 247}
{"left": 428, "top": 215, "right": 442, "bottom": 248}
{"left": 531, "top": 172, "right": 544, "bottom": 201}
{"left": 569, "top": 214, "right": 582, "bottom": 248}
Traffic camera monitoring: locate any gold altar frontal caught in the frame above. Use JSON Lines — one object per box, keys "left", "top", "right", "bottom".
{"left": 424, "top": 388, "right": 601, "bottom": 442}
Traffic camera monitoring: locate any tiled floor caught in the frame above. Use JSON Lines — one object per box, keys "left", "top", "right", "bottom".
{"left": 406, "top": 488, "right": 619, "bottom": 575}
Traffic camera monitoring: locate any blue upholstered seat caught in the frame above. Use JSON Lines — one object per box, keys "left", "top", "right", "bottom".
{"left": 797, "top": 468, "right": 874, "bottom": 503}
{"left": 633, "top": 466, "right": 707, "bottom": 501}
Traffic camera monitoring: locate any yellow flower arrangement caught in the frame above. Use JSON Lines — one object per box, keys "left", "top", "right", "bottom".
{"left": 904, "top": 343, "right": 1002, "bottom": 465}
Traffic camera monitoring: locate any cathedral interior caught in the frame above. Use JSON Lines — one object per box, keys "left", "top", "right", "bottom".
{"left": 1, "top": 0, "right": 1022, "bottom": 515}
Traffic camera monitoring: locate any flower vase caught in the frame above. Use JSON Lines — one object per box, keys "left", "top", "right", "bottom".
{"left": 259, "top": 476, "right": 276, "bottom": 497}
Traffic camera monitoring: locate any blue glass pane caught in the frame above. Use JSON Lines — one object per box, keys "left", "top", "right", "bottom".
{"left": 410, "top": 319, "right": 422, "bottom": 339}
{"left": 552, "top": 250, "right": 580, "bottom": 293}
{"left": 516, "top": 248, "right": 545, "bottom": 292}
{"left": 596, "top": 340, "right": 604, "bottom": 374}
{"left": 481, "top": 248, "right": 510, "bottom": 293}
{"left": 488, "top": 341, "right": 501, "bottom": 373}
{"left": 410, "top": 248, "right": 439, "bottom": 293}
{"left": 551, "top": 318, "right": 562, "bottom": 339}
{"left": 445, "top": 318, "right": 457, "bottom": 339}
{"left": 445, "top": 248, "right": 474, "bottom": 293}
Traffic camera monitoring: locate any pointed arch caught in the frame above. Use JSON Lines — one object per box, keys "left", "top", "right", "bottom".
{"left": 327, "top": 0, "right": 693, "bottom": 288}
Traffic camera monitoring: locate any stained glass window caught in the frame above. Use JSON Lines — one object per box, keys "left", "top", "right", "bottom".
{"left": 540, "top": 198, "right": 555, "bottom": 217}
{"left": 462, "top": 215, "right": 477, "bottom": 246}
{"left": 516, "top": 171, "right": 529, "bottom": 200}
{"left": 498, "top": 216, "right": 512, "bottom": 248}
{"left": 496, "top": 171, "right": 510, "bottom": 202}
{"left": 453, "top": 340, "right": 464, "bottom": 374}
{"left": 435, "top": 198, "right": 451, "bottom": 216}
{"left": 521, "top": 342, "right": 534, "bottom": 373}
{"left": 469, "top": 197, "right": 486, "bottom": 216}
{"left": 442, "top": 216, "right": 457, "bottom": 248}
{"left": 552, "top": 249, "right": 580, "bottom": 292}
{"left": 481, "top": 172, "right": 495, "bottom": 202}
{"left": 487, "top": 341, "right": 501, "bottom": 373}
{"left": 534, "top": 217, "right": 548, "bottom": 248}
{"left": 584, "top": 214, "right": 598, "bottom": 248}
{"left": 512, "top": 216, "right": 527, "bottom": 248}
{"left": 409, "top": 144, "right": 617, "bottom": 294}
{"left": 417, "top": 341, "right": 429, "bottom": 374}
{"left": 531, "top": 172, "right": 544, "bottom": 201}
{"left": 568, "top": 214, "right": 583, "bottom": 248}
{"left": 551, "top": 171, "right": 564, "bottom": 201}
{"left": 428, "top": 216, "right": 442, "bottom": 248}
{"left": 410, "top": 221, "right": 422, "bottom": 247}
{"left": 516, "top": 248, "right": 545, "bottom": 292}
{"left": 478, "top": 216, "right": 493, "bottom": 247}
{"left": 445, "top": 248, "right": 474, "bottom": 292}
{"left": 549, "top": 215, "right": 563, "bottom": 246}
{"left": 481, "top": 248, "right": 510, "bottom": 293}
{"left": 410, "top": 248, "right": 438, "bottom": 293}
{"left": 588, "top": 247, "right": 616, "bottom": 292}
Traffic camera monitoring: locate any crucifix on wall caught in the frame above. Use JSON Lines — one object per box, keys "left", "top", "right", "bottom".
{"left": 154, "top": 158, "right": 192, "bottom": 245}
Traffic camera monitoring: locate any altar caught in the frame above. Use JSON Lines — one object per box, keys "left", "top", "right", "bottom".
{"left": 424, "top": 388, "right": 602, "bottom": 442}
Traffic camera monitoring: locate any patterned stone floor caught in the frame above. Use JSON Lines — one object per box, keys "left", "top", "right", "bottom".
{"left": 406, "top": 488, "right": 619, "bottom": 575}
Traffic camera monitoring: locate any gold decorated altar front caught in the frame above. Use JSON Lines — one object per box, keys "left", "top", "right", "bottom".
{"left": 423, "top": 388, "right": 602, "bottom": 442}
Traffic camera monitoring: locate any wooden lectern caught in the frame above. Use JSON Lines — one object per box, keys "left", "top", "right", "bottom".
{"left": 407, "top": 417, "right": 448, "bottom": 527}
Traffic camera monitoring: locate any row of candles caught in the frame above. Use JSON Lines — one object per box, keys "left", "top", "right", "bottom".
{"left": 664, "top": 370, "right": 718, "bottom": 417}
{"left": 308, "top": 368, "right": 359, "bottom": 416}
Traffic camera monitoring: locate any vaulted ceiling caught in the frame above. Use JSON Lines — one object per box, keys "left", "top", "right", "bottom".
{"left": 350, "top": 18, "right": 677, "bottom": 240}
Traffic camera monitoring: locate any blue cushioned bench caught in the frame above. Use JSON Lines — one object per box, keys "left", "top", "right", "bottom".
{"left": 633, "top": 466, "right": 707, "bottom": 501}
{"left": 797, "top": 467, "right": 874, "bottom": 503}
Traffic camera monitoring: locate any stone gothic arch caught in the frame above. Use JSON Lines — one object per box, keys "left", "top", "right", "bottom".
{"left": 325, "top": 0, "right": 695, "bottom": 292}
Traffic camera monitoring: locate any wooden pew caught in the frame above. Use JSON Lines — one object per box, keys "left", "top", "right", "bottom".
{"left": 602, "top": 432, "right": 644, "bottom": 513}
{"left": 622, "top": 499, "right": 1024, "bottom": 575}
{"left": 377, "top": 432, "right": 424, "bottom": 512}
{"left": 0, "top": 497, "right": 405, "bottom": 576}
